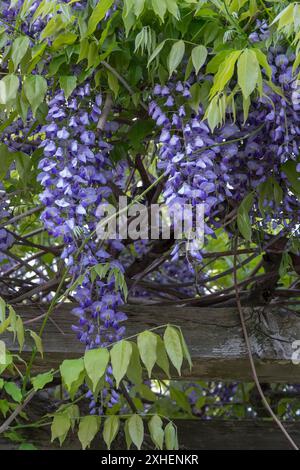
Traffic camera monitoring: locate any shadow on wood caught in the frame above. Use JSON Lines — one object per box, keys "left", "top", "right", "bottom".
{"left": 3, "top": 303, "right": 300, "bottom": 382}
{"left": 1, "top": 419, "right": 300, "bottom": 450}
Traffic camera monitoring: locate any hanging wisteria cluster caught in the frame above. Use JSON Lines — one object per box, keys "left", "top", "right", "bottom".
{"left": 38, "top": 84, "right": 129, "bottom": 412}
{"left": 150, "top": 58, "right": 300, "bottom": 249}
{"left": 38, "top": 85, "right": 127, "bottom": 351}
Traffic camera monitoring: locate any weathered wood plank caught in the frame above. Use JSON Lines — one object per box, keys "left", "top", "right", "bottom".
{"left": 3, "top": 303, "right": 300, "bottom": 381}
{"left": 1, "top": 419, "right": 300, "bottom": 450}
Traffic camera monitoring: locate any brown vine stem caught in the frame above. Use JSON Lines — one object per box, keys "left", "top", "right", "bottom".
{"left": 100, "top": 60, "right": 148, "bottom": 112}
{"left": 119, "top": 381, "right": 138, "bottom": 414}
{"left": 233, "top": 236, "right": 299, "bottom": 451}
{"left": 97, "top": 93, "right": 113, "bottom": 131}
{"left": 0, "top": 205, "right": 43, "bottom": 229}
{"left": 0, "top": 389, "right": 36, "bottom": 435}
{"left": 6, "top": 228, "right": 61, "bottom": 255}
{"left": 1, "top": 249, "right": 48, "bottom": 282}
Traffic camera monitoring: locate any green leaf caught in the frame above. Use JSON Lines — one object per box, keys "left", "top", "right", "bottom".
{"left": 163, "top": 326, "right": 183, "bottom": 375}
{"left": 124, "top": 419, "right": 132, "bottom": 449}
{"left": 189, "top": 83, "right": 202, "bottom": 113}
{"left": 168, "top": 40, "right": 185, "bottom": 77}
{"left": 134, "top": 0, "right": 145, "bottom": 17}
{"left": 32, "top": 0, "right": 55, "bottom": 22}
{"left": 196, "top": 396, "right": 206, "bottom": 409}
{"left": 294, "top": 3, "right": 300, "bottom": 30}
{"left": 0, "top": 74, "right": 19, "bottom": 104}
{"left": 14, "top": 151, "right": 31, "bottom": 187}
{"left": 99, "top": 12, "right": 117, "bottom": 46}
{"left": 279, "top": 252, "right": 293, "bottom": 278}
{"left": 110, "top": 340, "right": 132, "bottom": 387}
{"left": 3, "top": 430, "right": 24, "bottom": 442}
{"left": 0, "top": 351, "right": 12, "bottom": 375}
{"left": 23, "top": 75, "right": 47, "bottom": 116}
{"left": 210, "top": 50, "right": 241, "bottom": 98}
{"left": 16, "top": 316, "right": 24, "bottom": 352}
{"left": 84, "top": 347, "right": 109, "bottom": 393}
{"left": 107, "top": 70, "right": 119, "bottom": 98}
{"left": 128, "top": 414, "right": 144, "bottom": 450}
{"left": 103, "top": 415, "right": 120, "bottom": 450}
{"left": 0, "top": 399, "right": 9, "bottom": 418}
{"left": 31, "top": 42, "right": 47, "bottom": 62}
{"left": 48, "top": 55, "right": 66, "bottom": 76}
{"left": 65, "top": 404, "right": 80, "bottom": 431}
{"left": 282, "top": 160, "right": 300, "bottom": 196}
{"left": 191, "top": 45, "right": 207, "bottom": 74}
{"left": 148, "top": 415, "right": 164, "bottom": 450}
{"left": 87, "top": 0, "right": 115, "bottom": 36}
{"left": 253, "top": 49, "right": 272, "bottom": 80}
{"left": 237, "top": 193, "right": 254, "bottom": 241}
{"left": 178, "top": 329, "right": 192, "bottom": 370}
{"left": 151, "top": 0, "right": 166, "bottom": 21}
{"left": 52, "top": 32, "right": 77, "bottom": 50}
{"left": 78, "top": 38, "right": 89, "bottom": 63}
{"left": 184, "top": 56, "right": 193, "bottom": 81}
{"left": 31, "top": 370, "right": 54, "bottom": 391}
{"left": 93, "top": 263, "right": 110, "bottom": 279}
{"left": 51, "top": 413, "right": 71, "bottom": 446}
{"left": 164, "top": 422, "right": 178, "bottom": 450}
{"left": 237, "top": 49, "right": 259, "bottom": 99}
{"left": 147, "top": 40, "right": 166, "bottom": 67}
{"left": 293, "top": 52, "right": 300, "bottom": 74}
{"left": 0, "top": 297, "right": 5, "bottom": 322}
{"left": 135, "top": 383, "right": 157, "bottom": 402}
{"left": 0, "top": 315, "right": 10, "bottom": 335}
{"left": 4, "top": 382, "right": 22, "bottom": 403}
{"left": 170, "top": 387, "right": 192, "bottom": 414}
{"left": 126, "top": 342, "right": 143, "bottom": 385}
{"left": 18, "top": 443, "right": 37, "bottom": 450}
{"left": 0, "top": 143, "right": 14, "bottom": 180}
{"left": 242, "top": 95, "right": 250, "bottom": 123}
{"left": 258, "top": 179, "right": 272, "bottom": 215}
{"left": 11, "top": 36, "right": 30, "bottom": 71}
{"left": 60, "top": 358, "right": 85, "bottom": 399}
{"left": 166, "top": 0, "right": 180, "bottom": 20}
{"left": 29, "top": 330, "right": 43, "bottom": 358}
{"left": 273, "top": 179, "right": 283, "bottom": 205}
{"left": 271, "top": 3, "right": 294, "bottom": 30}
{"left": 206, "top": 50, "right": 233, "bottom": 74}
{"left": 122, "top": 5, "right": 135, "bottom": 36}
{"left": 137, "top": 330, "right": 158, "bottom": 378}
{"left": 156, "top": 336, "right": 170, "bottom": 378}
{"left": 20, "top": 0, "right": 36, "bottom": 19}
{"left": 0, "top": 340, "right": 6, "bottom": 365}
{"left": 40, "top": 15, "right": 64, "bottom": 41}
{"left": 127, "top": 120, "right": 154, "bottom": 149}
{"left": 78, "top": 415, "right": 101, "bottom": 450}
{"left": 59, "top": 76, "right": 77, "bottom": 100}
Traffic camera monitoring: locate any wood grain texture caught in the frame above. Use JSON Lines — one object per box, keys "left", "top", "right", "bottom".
{"left": 3, "top": 303, "right": 300, "bottom": 381}
{"left": 1, "top": 419, "right": 300, "bottom": 450}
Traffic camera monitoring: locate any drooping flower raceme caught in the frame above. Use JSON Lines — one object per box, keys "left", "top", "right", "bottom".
{"left": 150, "top": 49, "right": 300, "bottom": 258}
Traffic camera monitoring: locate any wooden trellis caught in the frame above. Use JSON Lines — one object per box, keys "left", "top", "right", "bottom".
{"left": 5, "top": 303, "right": 300, "bottom": 380}
{"left": 3, "top": 303, "right": 300, "bottom": 449}
{"left": 1, "top": 419, "right": 300, "bottom": 450}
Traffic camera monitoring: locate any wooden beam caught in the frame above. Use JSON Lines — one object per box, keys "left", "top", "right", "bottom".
{"left": 1, "top": 419, "right": 300, "bottom": 450}
{"left": 3, "top": 303, "right": 300, "bottom": 381}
